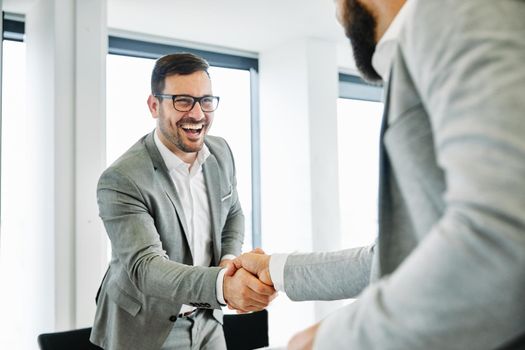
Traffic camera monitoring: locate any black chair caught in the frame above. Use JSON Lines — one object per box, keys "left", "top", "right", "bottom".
{"left": 223, "top": 309, "right": 269, "bottom": 350}
{"left": 38, "top": 311, "right": 269, "bottom": 350}
{"left": 37, "top": 327, "right": 102, "bottom": 350}
{"left": 497, "top": 331, "right": 525, "bottom": 350}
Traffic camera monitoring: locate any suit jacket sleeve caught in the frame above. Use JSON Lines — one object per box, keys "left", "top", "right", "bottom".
{"left": 315, "top": 1, "right": 525, "bottom": 349}
{"left": 98, "top": 167, "right": 222, "bottom": 308}
{"left": 283, "top": 245, "right": 374, "bottom": 301}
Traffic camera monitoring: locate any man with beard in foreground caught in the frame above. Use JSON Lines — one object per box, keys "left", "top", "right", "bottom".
{"left": 233, "top": 0, "right": 525, "bottom": 348}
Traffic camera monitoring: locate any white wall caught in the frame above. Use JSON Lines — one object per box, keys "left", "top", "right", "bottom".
{"left": 52, "top": 0, "right": 76, "bottom": 329}
{"left": 74, "top": 0, "right": 108, "bottom": 327}
{"left": 259, "top": 37, "right": 315, "bottom": 347}
{"left": 259, "top": 37, "right": 344, "bottom": 346}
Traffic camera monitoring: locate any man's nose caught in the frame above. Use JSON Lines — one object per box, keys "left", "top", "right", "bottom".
{"left": 187, "top": 101, "right": 205, "bottom": 118}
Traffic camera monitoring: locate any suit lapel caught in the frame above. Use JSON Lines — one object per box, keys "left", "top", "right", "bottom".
{"left": 378, "top": 68, "right": 393, "bottom": 210}
{"left": 377, "top": 60, "right": 421, "bottom": 275}
{"left": 377, "top": 70, "right": 393, "bottom": 276}
{"left": 202, "top": 152, "right": 222, "bottom": 266}
{"left": 144, "top": 131, "right": 193, "bottom": 264}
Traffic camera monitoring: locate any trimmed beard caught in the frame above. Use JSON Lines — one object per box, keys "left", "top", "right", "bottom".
{"left": 157, "top": 112, "right": 206, "bottom": 154}
{"left": 343, "top": 0, "right": 382, "bottom": 82}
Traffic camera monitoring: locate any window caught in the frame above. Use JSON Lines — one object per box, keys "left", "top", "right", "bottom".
{"left": 1, "top": 15, "right": 33, "bottom": 350}
{"left": 337, "top": 74, "right": 383, "bottom": 248}
{"left": 106, "top": 37, "right": 260, "bottom": 253}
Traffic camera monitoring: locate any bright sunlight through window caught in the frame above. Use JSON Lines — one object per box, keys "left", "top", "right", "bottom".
{"left": 337, "top": 98, "right": 383, "bottom": 248}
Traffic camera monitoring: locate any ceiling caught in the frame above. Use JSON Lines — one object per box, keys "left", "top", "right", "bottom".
{"left": 107, "top": 0, "right": 347, "bottom": 52}
{"left": 3, "top": 0, "right": 355, "bottom": 68}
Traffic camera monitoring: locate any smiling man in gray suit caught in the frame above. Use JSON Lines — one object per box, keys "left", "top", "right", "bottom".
{"left": 90, "top": 53, "right": 275, "bottom": 350}
{"left": 234, "top": 0, "right": 525, "bottom": 349}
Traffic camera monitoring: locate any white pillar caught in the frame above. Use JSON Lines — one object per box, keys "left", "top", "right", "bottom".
{"left": 306, "top": 40, "right": 344, "bottom": 322}
{"left": 75, "top": 0, "right": 108, "bottom": 327}
{"left": 26, "top": 0, "right": 68, "bottom": 334}
{"left": 23, "top": 0, "right": 107, "bottom": 333}
{"left": 53, "top": 0, "right": 77, "bottom": 330}
{"left": 259, "top": 38, "right": 342, "bottom": 346}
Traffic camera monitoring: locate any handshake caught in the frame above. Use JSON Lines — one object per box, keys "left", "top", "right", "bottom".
{"left": 221, "top": 249, "right": 322, "bottom": 350}
{"left": 222, "top": 248, "right": 277, "bottom": 313}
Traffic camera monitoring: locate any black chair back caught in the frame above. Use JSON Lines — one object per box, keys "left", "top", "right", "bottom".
{"left": 37, "top": 327, "right": 102, "bottom": 350}
{"left": 497, "top": 331, "right": 525, "bottom": 350}
{"left": 38, "top": 312, "right": 269, "bottom": 350}
{"left": 223, "top": 309, "right": 269, "bottom": 350}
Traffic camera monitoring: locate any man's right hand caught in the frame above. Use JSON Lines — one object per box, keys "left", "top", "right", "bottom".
{"left": 223, "top": 268, "right": 276, "bottom": 313}
{"left": 233, "top": 251, "right": 273, "bottom": 286}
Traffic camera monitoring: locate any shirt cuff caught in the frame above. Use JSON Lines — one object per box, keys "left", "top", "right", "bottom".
{"left": 269, "top": 253, "right": 289, "bottom": 292}
{"left": 216, "top": 268, "right": 228, "bottom": 306}
{"left": 220, "top": 254, "right": 236, "bottom": 262}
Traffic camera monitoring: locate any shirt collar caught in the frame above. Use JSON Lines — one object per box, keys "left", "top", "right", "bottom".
{"left": 153, "top": 129, "right": 210, "bottom": 173}
{"left": 371, "top": 3, "right": 410, "bottom": 82}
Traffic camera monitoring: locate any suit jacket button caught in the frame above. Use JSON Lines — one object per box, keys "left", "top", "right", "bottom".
{"left": 169, "top": 315, "right": 177, "bottom": 322}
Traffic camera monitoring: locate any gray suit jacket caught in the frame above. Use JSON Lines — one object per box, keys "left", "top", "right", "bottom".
{"left": 90, "top": 131, "right": 244, "bottom": 350}
{"left": 285, "top": 1, "right": 525, "bottom": 348}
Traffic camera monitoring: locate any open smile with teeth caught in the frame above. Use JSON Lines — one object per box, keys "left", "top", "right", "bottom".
{"left": 180, "top": 123, "right": 205, "bottom": 137}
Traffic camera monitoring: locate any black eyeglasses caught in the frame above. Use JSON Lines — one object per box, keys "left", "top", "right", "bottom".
{"left": 154, "top": 94, "right": 220, "bottom": 112}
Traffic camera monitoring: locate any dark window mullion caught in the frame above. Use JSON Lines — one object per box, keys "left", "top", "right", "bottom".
{"left": 339, "top": 73, "right": 383, "bottom": 102}
{"left": 2, "top": 14, "right": 25, "bottom": 42}
{"left": 108, "top": 36, "right": 258, "bottom": 72}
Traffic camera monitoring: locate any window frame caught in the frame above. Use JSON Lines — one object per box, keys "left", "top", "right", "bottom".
{"left": 109, "top": 36, "right": 258, "bottom": 71}
{"left": 1, "top": 12, "right": 27, "bottom": 222}
{"left": 339, "top": 73, "right": 383, "bottom": 102}
{"left": 3, "top": 13, "right": 24, "bottom": 42}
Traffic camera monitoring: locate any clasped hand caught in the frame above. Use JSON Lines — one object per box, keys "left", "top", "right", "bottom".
{"left": 222, "top": 248, "right": 276, "bottom": 313}
{"left": 223, "top": 250, "right": 320, "bottom": 350}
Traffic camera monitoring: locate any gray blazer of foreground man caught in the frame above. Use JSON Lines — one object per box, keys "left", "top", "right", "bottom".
{"left": 236, "top": 0, "right": 525, "bottom": 349}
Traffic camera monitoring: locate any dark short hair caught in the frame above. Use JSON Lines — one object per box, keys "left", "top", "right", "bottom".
{"left": 151, "top": 52, "right": 210, "bottom": 95}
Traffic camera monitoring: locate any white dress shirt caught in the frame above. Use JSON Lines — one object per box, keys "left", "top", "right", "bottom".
{"left": 371, "top": 2, "right": 411, "bottom": 82}
{"left": 268, "top": 3, "right": 410, "bottom": 292}
{"left": 154, "top": 130, "right": 233, "bottom": 310}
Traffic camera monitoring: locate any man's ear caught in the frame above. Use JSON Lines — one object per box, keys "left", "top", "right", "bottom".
{"left": 147, "top": 94, "right": 159, "bottom": 118}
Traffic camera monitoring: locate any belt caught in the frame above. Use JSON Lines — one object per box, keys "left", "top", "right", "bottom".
{"left": 178, "top": 308, "right": 197, "bottom": 318}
